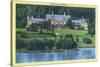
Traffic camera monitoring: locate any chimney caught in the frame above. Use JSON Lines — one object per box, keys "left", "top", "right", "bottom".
{"left": 64, "top": 12, "right": 66, "bottom": 16}
{"left": 26, "top": 16, "right": 30, "bottom": 28}
{"left": 27, "top": 16, "right": 29, "bottom": 20}
{"left": 52, "top": 11, "right": 54, "bottom": 15}
{"left": 27, "top": 16, "right": 30, "bottom": 23}
{"left": 31, "top": 16, "right": 34, "bottom": 20}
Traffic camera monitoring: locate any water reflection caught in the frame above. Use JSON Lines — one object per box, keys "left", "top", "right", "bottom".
{"left": 16, "top": 48, "right": 95, "bottom": 63}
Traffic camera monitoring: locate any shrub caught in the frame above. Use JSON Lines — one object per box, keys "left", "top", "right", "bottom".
{"left": 20, "top": 32, "right": 28, "bottom": 38}
{"left": 56, "top": 39, "right": 63, "bottom": 49}
{"left": 77, "top": 27, "right": 84, "bottom": 30}
{"left": 16, "top": 38, "right": 28, "bottom": 50}
{"left": 26, "top": 39, "right": 46, "bottom": 50}
{"left": 63, "top": 38, "right": 78, "bottom": 49}
{"left": 88, "top": 28, "right": 95, "bottom": 36}
{"left": 16, "top": 30, "right": 24, "bottom": 34}
{"left": 56, "top": 34, "right": 78, "bottom": 49}
{"left": 76, "top": 37, "right": 79, "bottom": 42}
{"left": 45, "top": 39, "right": 55, "bottom": 50}
{"left": 83, "top": 37, "right": 92, "bottom": 44}
{"left": 16, "top": 34, "right": 78, "bottom": 52}
{"left": 26, "top": 27, "right": 38, "bottom": 32}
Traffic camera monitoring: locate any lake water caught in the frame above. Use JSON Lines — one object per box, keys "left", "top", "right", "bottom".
{"left": 16, "top": 48, "right": 95, "bottom": 63}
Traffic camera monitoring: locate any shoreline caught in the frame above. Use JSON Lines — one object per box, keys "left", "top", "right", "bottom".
{"left": 17, "top": 49, "right": 79, "bottom": 53}
{"left": 17, "top": 47, "right": 95, "bottom": 53}
{"left": 78, "top": 46, "right": 95, "bottom": 48}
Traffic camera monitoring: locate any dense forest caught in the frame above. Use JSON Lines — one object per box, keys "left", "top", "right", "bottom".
{"left": 16, "top": 4, "right": 95, "bottom": 28}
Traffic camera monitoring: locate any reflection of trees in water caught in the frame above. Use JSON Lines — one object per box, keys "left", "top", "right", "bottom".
{"left": 16, "top": 53, "right": 31, "bottom": 63}
{"left": 81, "top": 49, "right": 94, "bottom": 58}
{"left": 26, "top": 53, "right": 46, "bottom": 62}
{"left": 16, "top": 48, "right": 95, "bottom": 63}
{"left": 65, "top": 52, "right": 79, "bottom": 60}
{"left": 36, "top": 52, "right": 80, "bottom": 61}
{"left": 43, "top": 52, "right": 59, "bottom": 61}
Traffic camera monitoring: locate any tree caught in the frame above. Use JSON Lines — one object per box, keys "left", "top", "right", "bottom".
{"left": 88, "top": 17, "right": 95, "bottom": 35}
{"left": 56, "top": 34, "right": 78, "bottom": 49}
{"left": 65, "top": 19, "right": 73, "bottom": 28}
{"left": 76, "top": 37, "right": 79, "bottom": 42}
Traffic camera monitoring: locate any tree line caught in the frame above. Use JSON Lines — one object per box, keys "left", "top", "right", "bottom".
{"left": 16, "top": 34, "right": 78, "bottom": 52}
{"left": 16, "top": 4, "right": 95, "bottom": 28}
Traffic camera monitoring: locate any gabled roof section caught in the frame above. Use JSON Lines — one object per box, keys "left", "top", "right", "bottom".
{"left": 72, "top": 19, "right": 82, "bottom": 25}
{"left": 46, "top": 14, "right": 71, "bottom": 21}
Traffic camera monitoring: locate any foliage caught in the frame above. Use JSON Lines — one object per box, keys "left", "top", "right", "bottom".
{"left": 26, "top": 26, "right": 38, "bottom": 32}
{"left": 20, "top": 32, "right": 28, "bottom": 38}
{"left": 88, "top": 28, "right": 95, "bottom": 35}
{"left": 44, "top": 39, "right": 55, "bottom": 50}
{"left": 83, "top": 37, "right": 92, "bottom": 44}
{"left": 16, "top": 38, "right": 28, "bottom": 50}
{"left": 77, "top": 27, "right": 84, "bottom": 30}
{"left": 16, "top": 4, "right": 95, "bottom": 28}
{"left": 16, "top": 34, "right": 78, "bottom": 52}
{"left": 88, "top": 16, "right": 95, "bottom": 35}
{"left": 76, "top": 37, "right": 79, "bottom": 42}
{"left": 65, "top": 19, "right": 73, "bottom": 28}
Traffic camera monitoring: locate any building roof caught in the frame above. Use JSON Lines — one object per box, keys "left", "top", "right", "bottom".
{"left": 46, "top": 14, "right": 71, "bottom": 21}
{"left": 31, "top": 18, "right": 47, "bottom": 24}
{"left": 72, "top": 20, "right": 82, "bottom": 25}
{"left": 32, "top": 18, "right": 46, "bottom": 22}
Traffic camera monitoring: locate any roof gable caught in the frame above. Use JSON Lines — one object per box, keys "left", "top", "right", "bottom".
{"left": 46, "top": 14, "right": 71, "bottom": 21}
{"left": 72, "top": 20, "right": 82, "bottom": 25}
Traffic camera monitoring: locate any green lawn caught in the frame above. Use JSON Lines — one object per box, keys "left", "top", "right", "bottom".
{"left": 55, "top": 28, "right": 87, "bottom": 36}
{"left": 16, "top": 28, "right": 88, "bottom": 36}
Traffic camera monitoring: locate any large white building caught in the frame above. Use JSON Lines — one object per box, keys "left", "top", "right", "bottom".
{"left": 26, "top": 12, "right": 88, "bottom": 30}
{"left": 26, "top": 12, "right": 71, "bottom": 28}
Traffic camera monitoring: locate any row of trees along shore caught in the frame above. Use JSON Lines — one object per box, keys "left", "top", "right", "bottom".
{"left": 16, "top": 34, "right": 78, "bottom": 52}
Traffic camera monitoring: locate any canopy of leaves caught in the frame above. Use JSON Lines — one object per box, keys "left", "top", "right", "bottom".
{"left": 16, "top": 4, "right": 95, "bottom": 28}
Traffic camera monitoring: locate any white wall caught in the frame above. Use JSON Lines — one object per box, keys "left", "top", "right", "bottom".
{"left": 0, "top": 0, "right": 100, "bottom": 67}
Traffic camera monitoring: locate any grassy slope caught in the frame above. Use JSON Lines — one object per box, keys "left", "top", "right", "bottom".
{"left": 55, "top": 28, "right": 87, "bottom": 36}
{"left": 16, "top": 28, "right": 87, "bottom": 36}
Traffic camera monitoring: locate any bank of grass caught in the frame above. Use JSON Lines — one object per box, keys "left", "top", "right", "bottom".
{"left": 17, "top": 49, "right": 80, "bottom": 53}
{"left": 76, "top": 35, "right": 95, "bottom": 48}
{"left": 16, "top": 28, "right": 88, "bottom": 36}
{"left": 17, "top": 28, "right": 87, "bottom": 34}
{"left": 55, "top": 28, "right": 87, "bottom": 36}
